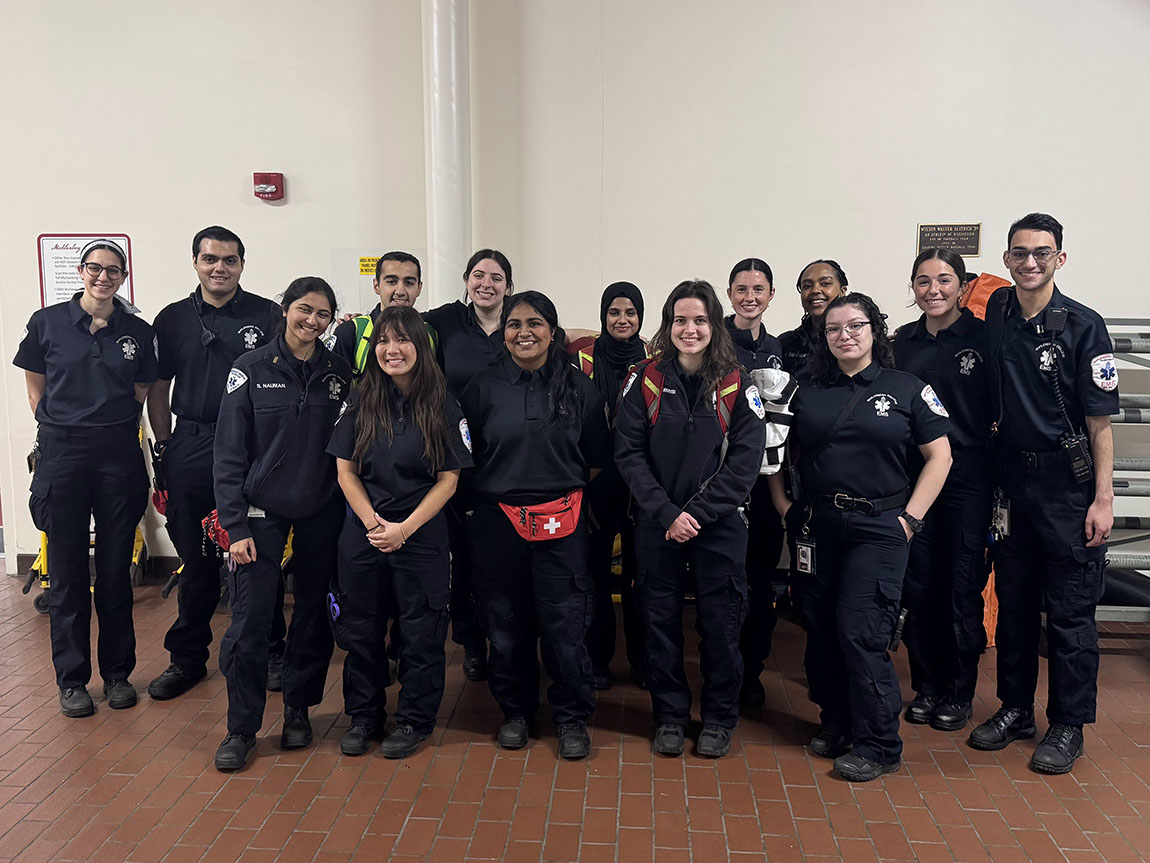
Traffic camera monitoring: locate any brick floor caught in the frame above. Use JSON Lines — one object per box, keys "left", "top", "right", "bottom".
{"left": 2, "top": 567, "right": 1149, "bottom": 862}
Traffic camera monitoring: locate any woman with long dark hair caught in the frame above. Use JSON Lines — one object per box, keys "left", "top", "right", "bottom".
{"left": 423, "top": 249, "right": 515, "bottom": 681}
{"left": 615, "top": 280, "right": 766, "bottom": 758}
{"left": 568, "top": 281, "right": 650, "bottom": 689}
{"left": 460, "top": 290, "right": 610, "bottom": 760}
{"left": 328, "top": 306, "right": 472, "bottom": 758}
{"left": 768, "top": 293, "right": 951, "bottom": 781}
{"left": 894, "top": 249, "right": 993, "bottom": 733}
{"left": 212, "top": 277, "right": 351, "bottom": 771}
{"left": 15, "top": 239, "right": 155, "bottom": 718}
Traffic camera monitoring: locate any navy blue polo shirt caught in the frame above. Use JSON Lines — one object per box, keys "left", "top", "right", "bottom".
{"left": 153, "top": 286, "right": 282, "bottom": 424}
{"left": 14, "top": 294, "right": 157, "bottom": 428}
{"left": 459, "top": 353, "right": 610, "bottom": 505}
{"left": 326, "top": 385, "right": 473, "bottom": 519}
{"left": 725, "top": 315, "right": 783, "bottom": 371}
{"left": 423, "top": 301, "right": 506, "bottom": 396}
{"left": 893, "top": 308, "right": 990, "bottom": 451}
{"left": 791, "top": 361, "right": 951, "bottom": 500}
{"left": 986, "top": 285, "right": 1119, "bottom": 452}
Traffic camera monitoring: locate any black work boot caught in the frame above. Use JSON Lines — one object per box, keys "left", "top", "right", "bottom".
{"left": 930, "top": 699, "right": 972, "bottom": 732}
{"left": 280, "top": 706, "right": 313, "bottom": 750}
{"left": 967, "top": 705, "right": 1036, "bottom": 751}
{"left": 904, "top": 692, "right": 943, "bottom": 725}
{"left": 1029, "top": 724, "right": 1084, "bottom": 775}
{"left": 148, "top": 664, "right": 206, "bottom": 700}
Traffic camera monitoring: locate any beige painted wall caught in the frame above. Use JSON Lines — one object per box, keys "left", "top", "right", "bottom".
{"left": 0, "top": 0, "right": 427, "bottom": 558}
{"left": 4, "top": 0, "right": 1149, "bottom": 560}
{"left": 471, "top": 0, "right": 1150, "bottom": 331}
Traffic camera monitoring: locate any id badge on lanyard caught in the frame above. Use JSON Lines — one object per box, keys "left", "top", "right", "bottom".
{"left": 991, "top": 489, "right": 1010, "bottom": 540}
{"left": 796, "top": 538, "right": 816, "bottom": 575}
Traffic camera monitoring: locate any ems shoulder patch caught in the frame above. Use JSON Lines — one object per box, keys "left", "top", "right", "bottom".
{"left": 921, "top": 384, "right": 949, "bottom": 418}
{"left": 745, "top": 384, "right": 766, "bottom": 420}
{"left": 226, "top": 368, "right": 249, "bottom": 394}
{"left": 459, "top": 418, "right": 472, "bottom": 453}
{"left": 621, "top": 370, "right": 639, "bottom": 399}
{"left": 1091, "top": 353, "right": 1119, "bottom": 392}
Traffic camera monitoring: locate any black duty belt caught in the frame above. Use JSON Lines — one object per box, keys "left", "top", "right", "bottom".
{"left": 178, "top": 419, "right": 217, "bottom": 435}
{"left": 817, "top": 488, "right": 909, "bottom": 516}
{"left": 1012, "top": 449, "right": 1062, "bottom": 470}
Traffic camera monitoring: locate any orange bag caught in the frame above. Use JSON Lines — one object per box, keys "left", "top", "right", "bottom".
{"left": 498, "top": 490, "right": 583, "bottom": 541}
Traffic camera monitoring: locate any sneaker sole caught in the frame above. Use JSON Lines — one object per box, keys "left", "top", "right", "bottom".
{"left": 697, "top": 745, "right": 731, "bottom": 758}
{"left": 340, "top": 741, "right": 372, "bottom": 757}
{"left": 1028, "top": 756, "right": 1079, "bottom": 775}
{"left": 836, "top": 760, "right": 901, "bottom": 782}
{"left": 967, "top": 727, "right": 1036, "bottom": 751}
{"left": 61, "top": 703, "right": 95, "bottom": 718}
{"left": 107, "top": 695, "right": 138, "bottom": 710}
{"left": 214, "top": 752, "right": 254, "bottom": 771}
{"left": 654, "top": 742, "right": 684, "bottom": 756}
{"left": 498, "top": 736, "right": 528, "bottom": 750}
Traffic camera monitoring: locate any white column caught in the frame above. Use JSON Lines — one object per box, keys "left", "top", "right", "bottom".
{"left": 422, "top": 0, "right": 472, "bottom": 307}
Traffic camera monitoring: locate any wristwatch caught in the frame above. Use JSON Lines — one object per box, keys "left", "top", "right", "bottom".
{"left": 899, "top": 510, "right": 925, "bottom": 534}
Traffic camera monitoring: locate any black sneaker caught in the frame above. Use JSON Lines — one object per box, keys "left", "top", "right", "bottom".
{"left": 809, "top": 728, "right": 851, "bottom": 759}
{"left": 834, "top": 752, "right": 901, "bottom": 782}
{"left": 463, "top": 646, "right": 488, "bottom": 682}
{"left": 1029, "top": 724, "right": 1084, "bottom": 775}
{"left": 280, "top": 706, "right": 313, "bottom": 750}
{"left": 148, "top": 664, "right": 206, "bottom": 701}
{"left": 381, "top": 724, "right": 431, "bottom": 759}
{"left": 341, "top": 720, "right": 376, "bottom": 757}
{"left": 930, "top": 699, "right": 973, "bottom": 732}
{"left": 215, "top": 734, "right": 256, "bottom": 771}
{"left": 498, "top": 715, "right": 530, "bottom": 750}
{"left": 740, "top": 676, "right": 766, "bottom": 708}
{"left": 697, "top": 723, "right": 733, "bottom": 758}
{"left": 904, "top": 692, "right": 944, "bottom": 725}
{"left": 266, "top": 654, "right": 284, "bottom": 692}
{"left": 104, "top": 679, "right": 138, "bottom": 710}
{"left": 968, "top": 706, "right": 1036, "bottom": 751}
{"left": 558, "top": 723, "right": 591, "bottom": 760}
{"left": 59, "top": 686, "right": 95, "bottom": 718}
{"left": 653, "top": 723, "right": 685, "bottom": 757}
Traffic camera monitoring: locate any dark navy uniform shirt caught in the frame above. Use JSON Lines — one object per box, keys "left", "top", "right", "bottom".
{"left": 14, "top": 294, "right": 158, "bottom": 428}
{"left": 326, "top": 385, "right": 473, "bottom": 519}
{"left": 791, "top": 361, "right": 951, "bottom": 500}
{"left": 459, "top": 353, "right": 610, "bottom": 505}
{"left": 986, "top": 285, "right": 1119, "bottom": 452}
{"left": 778, "top": 316, "right": 819, "bottom": 379}
{"left": 213, "top": 336, "right": 351, "bottom": 540}
{"left": 614, "top": 357, "right": 767, "bottom": 530}
{"left": 725, "top": 315, "right": 783, "bottom": 371}
{"left": 153, "top": 286, "right": 282, "bottom": 424}
{"left": 893, "top": 309, "right": 990, "bottom": 452}
{"left": 423, "top": 301, "right": 505, "bottom": 396}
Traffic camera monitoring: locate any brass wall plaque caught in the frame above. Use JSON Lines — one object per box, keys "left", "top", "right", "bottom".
{"left": 917, "top": 223, "right": 981, "bottom": 257}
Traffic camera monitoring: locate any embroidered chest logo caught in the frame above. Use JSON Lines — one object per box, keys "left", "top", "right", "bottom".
{"left": 117, "top": 336, "right": 139, "bottom": 360}
{"left": 955, "top": 347, "right": 982, "bottom": 376}
{"left": 324, "top": 373, "right": 344, "bottom": 400}
{"left": 238, "top": 325, "right": 264, "bottom": 350}
{"left": 868, "top": 393, "right": 896, "bottom": 417}
{"left": 1035, "top": 342, "right": 1066, "bottom": 373}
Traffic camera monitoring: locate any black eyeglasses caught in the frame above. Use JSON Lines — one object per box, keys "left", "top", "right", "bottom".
{"left": 83, "top": 263, "right": 126, "bottom": 279}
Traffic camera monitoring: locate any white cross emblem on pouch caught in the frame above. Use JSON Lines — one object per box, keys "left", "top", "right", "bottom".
{"left": 543, "top": 517, "right": 561, "bottom": 535}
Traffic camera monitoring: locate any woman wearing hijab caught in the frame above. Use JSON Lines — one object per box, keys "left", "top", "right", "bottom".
{"left": 568, "top": 282, "right": 650, "bottom": 688}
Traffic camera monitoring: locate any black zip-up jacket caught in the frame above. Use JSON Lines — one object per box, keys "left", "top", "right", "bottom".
{"left": 214, "top": 336, "right": 352, "bottom": 542}
{"left": 614, "top": 358, "right": 766, "bottom": 531}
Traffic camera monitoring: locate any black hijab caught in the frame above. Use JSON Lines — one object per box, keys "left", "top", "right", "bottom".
{"left": 591, "top": 281, "right": 646, "bottom": 404}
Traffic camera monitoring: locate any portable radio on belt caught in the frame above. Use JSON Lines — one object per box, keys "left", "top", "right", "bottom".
{"left": 1042, "top": 308, "right": 1094, "bottom": 488}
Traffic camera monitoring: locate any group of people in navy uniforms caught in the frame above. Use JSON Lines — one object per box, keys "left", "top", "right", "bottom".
{"left": 15, "top": 212, "right": 1118, "bottom": 780}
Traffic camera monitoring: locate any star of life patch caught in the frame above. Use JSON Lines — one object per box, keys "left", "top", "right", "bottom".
{"left": 226, "top": 368, "right": 248, "bottom": 394}
{"left": 745, "top": 384, "right": 766, "bottom": 420}
{"left": 459, "top": 418, "right": 472, "bottom": 453}
{"left": 921, "top": 384, "right": 949, "bottom": 417}
{"left": 1091, "top": 353, "right": 1118, "bottom": 392}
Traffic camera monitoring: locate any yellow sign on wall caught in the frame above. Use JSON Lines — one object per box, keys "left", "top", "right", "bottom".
{"left": 359, "top": 257, "right": 380, "bottom": 275}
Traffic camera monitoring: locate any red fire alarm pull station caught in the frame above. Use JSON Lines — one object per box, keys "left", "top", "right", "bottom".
{"left": 253, "top": 172, "right": 284, "bottom": 200}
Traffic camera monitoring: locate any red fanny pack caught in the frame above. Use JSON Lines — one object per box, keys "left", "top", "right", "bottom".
{"left": 202, "top": 509, "right": 231, "bottom": 551}
{"left": 498, "top": 489, "right": 583, "bottom": 542}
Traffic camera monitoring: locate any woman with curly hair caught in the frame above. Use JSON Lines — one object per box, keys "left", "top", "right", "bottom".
{"left": 768, "top": 292, "right": 952, "bottom": 781}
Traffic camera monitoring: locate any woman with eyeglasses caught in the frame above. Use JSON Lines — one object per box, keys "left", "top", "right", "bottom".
{"left": 14, "top": 239, "right": 156, "bottom": 718}
{"left": 768, "top": 293, "right": 951, "bottom": 781}
{"left": 893, "top": 249, "right": 993, "bottom": 734}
